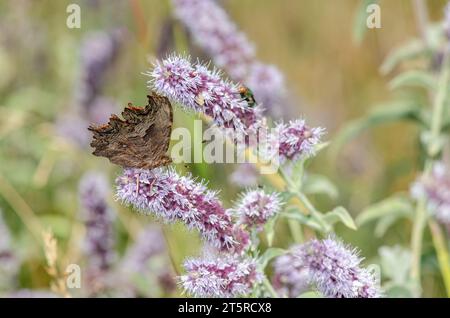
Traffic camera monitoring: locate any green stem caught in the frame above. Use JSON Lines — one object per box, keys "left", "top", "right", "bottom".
{"left": 262, "top": 275, "right": 279, "bottom": 298}
{"left": 410, "top": 43, "right": 450, "bottom": 289}
{"left": 410, "top": 193, "right": 428, "bottom": 284}
{"left": 295, "top": 191, "right": 329, "bottom": 232}
{"left": 429, "top": 220, "right": 450, "bottom": 297}
{"left": 428, "top": 51, "right": 450, "bottom": 157}
{"left": 279, "top": 167, "right": 329, "bottom": 233}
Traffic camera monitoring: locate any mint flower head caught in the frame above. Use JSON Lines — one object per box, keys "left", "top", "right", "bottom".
{"left": 269, "top": 119, "right": 325, "bottom": 164}
{"left": 171, "top": 0, "right": 289, "bottom": 118}
{"left": 411, "top": 162, "right": 450, "bottom": 225}
{"left": 180, "top": 253, "right": 261, "bottom": 297}
{"left": 246, "top": 62, "right": 288, "bottom": 118}
{"left": 233, "top": 189, "right": 283, "bottom": 230}
{"left": 116, "top": 167, "right": 249, "bottom": 253}
{"left": 146, "top": 55, "right": 263, "bottom": 135}
{"left": 272, "top": 245, "right": 310, "bottom": 298}
{"left": 172, "top": 0, "right": 255, "bottom": 81}
{"left": 298, "top": 238, "right": 381, "bottom": 298}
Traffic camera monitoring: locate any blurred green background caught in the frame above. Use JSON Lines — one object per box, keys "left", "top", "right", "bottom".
{"left": 0, "top": 0, "right": 448, "bottom": 296}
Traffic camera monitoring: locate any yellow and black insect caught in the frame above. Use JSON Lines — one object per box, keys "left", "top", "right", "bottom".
{"left": 239, "top": 86, "right": 257, "bottom": 108}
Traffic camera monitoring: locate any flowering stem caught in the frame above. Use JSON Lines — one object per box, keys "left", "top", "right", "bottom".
{"left": 428, "top": 220, "right": 450, "bottom": 297}
{"left": 410, "top": 46, "right": 450, "bottom": 287}
{"left": 295, "top": 191, "right": 329, "bottom": 233}
{"left": 428, "top": 51, "right": 450, "bottom": 157}
{"left": 410, "top": 194, "right": 428, "bottom": 284}
{"left": 278, "top": 166, "right": 329, "bottom": 233}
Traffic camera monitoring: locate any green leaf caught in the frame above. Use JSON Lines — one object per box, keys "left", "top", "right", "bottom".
{"left": 264, "top": 215, "right": 278, "bottom": 247}
{"left": 258, "top": 247, "right": 285, "bottom": 269}
{"left": 323, "top": 206, "right": 357, "bottom": 230}
{"left": 389, "top": 70, "right": 436, "bottom": 91}
{"left": 374, "top": 214, "right": 404, "bottom": 237}
{"left": 281, "top": 212, "right": 323, "bottom": 232}
{"left": 356, "top": 195, "right": 414, "bottom": 227}
{"left": 379, "top": 245, "right": 412, "bottom": 284}
{"left": 303, "top": 174, "right": 338, "bottom": 200}
{"left": 352, "top": 0, "right": 379, "bottom": 45}
{"left": 330, "top": 101, "right": 423, "bottom": 159}
{"left": 290, "top": 160, "right": 305, "bottom": 191}
{"left": 380, "top": 39, "right": 428, "bottom": 75}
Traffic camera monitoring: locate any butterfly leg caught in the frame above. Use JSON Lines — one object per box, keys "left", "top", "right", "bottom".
{"left": 135, "top": 174, "right": 140, "bottom": 197}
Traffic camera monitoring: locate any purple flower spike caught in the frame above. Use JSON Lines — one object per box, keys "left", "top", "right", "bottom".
{"left": 246, "top": 63, "right": 287, "bottom": 118}
{"left": 298, "top": 238, "right": 381, "bottom": 298}
{"left": 0, "top": 209, "right": 19, "bottom": 290}
{"left": 146, "top": 55, "right": 263, "bottom": 135}
{"left": 411, "top": 162, "right": 450, "bottom": 225}
{"left": 79, "top": 172, "right": 116, "bottom": 273}
{"left": 172, "top": 0, "right": 255, "bottom": 81}
{"left": 269, "top": 119, "right": 325, "bottom": 164}
{"left": 116, "top": 168, "right": 249, "bottom": 253}
{"left": 180, "top": 254, "right": 261, "bottom": 297}
{"left": 233, "top": 189, "right": 283, "bottom": 230}
{"left": 171, "top": 0, "right": 289, "bottom": 118}
{"left": 272, "top": 245, "right": 310, "bottom": 297}
{"left": 76, "top": 29, "right": 124, "bottom": 109}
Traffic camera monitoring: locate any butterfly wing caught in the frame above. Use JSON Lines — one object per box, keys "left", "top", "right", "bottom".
{"left": 88, "top": 93, "right": 173, "bottom": 169}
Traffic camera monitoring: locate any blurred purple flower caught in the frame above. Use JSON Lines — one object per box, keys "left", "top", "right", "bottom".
{"left": 6, "top": 289, "right": 59, "bottom": 298}
{"left": 233, "top": 189, "right": 283, "bottom": 230}
{"left": 180, "top": 253, "right": 261, "bottom": 297}
{"left": 121, "top": 225, "right": 166, "bottom": 274}
{"left": 76, "top": 29, "right": 125, "bottom": 109}
{"left": 246, "top": 63, "right": 288, "bottom": 118}
{"left": 0, "top": 209, "right": 19, "bottom": 290}
{"left": 55, "top": 113, "right": 91, "bottom": 147}
{"left": 229, "top": 163, "right": 259, "bottom": 187}
{"left": 269, "top": 119, "right": 325, "bottom": 164}
{"left": 116, "top": 168, "right": 249, "bottom": 253}
{"left": 87, "top": 96, "right": 118, "bottom": 125}
{"left": 79, "top": 172, "right": 116, "bottom": 276}
{"left": 118, "top": 225, "right": 176, "bottom": 297}
{"left": 172, "top": 0, "right": 255, "bottom": 80}
{"left": 445, "top": 2, "right": 450, "bottom": 41}
{"left": 57, "top": 28, "right": 123, "bottom": 147}
{"left": 298, "top": 238, "right": 381, "bottom": 298}
{"left": 171, "top": 0, "right": 289, "bottom": 118}
{"left": 57, "top": 96, "right": 118, "bottom": 147}
{"left": 411, "top": 162, "right": 450, "bottom": 225}
{"left": 146, "top": 54, "right": 263, "bottom": 135}
{"left": 272, "top": 245, "right": 310, "bottom": 297}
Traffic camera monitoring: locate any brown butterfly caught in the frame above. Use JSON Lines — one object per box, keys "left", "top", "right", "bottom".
{"left": 88, "top": 92, "right": 173, "bottom": 169}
